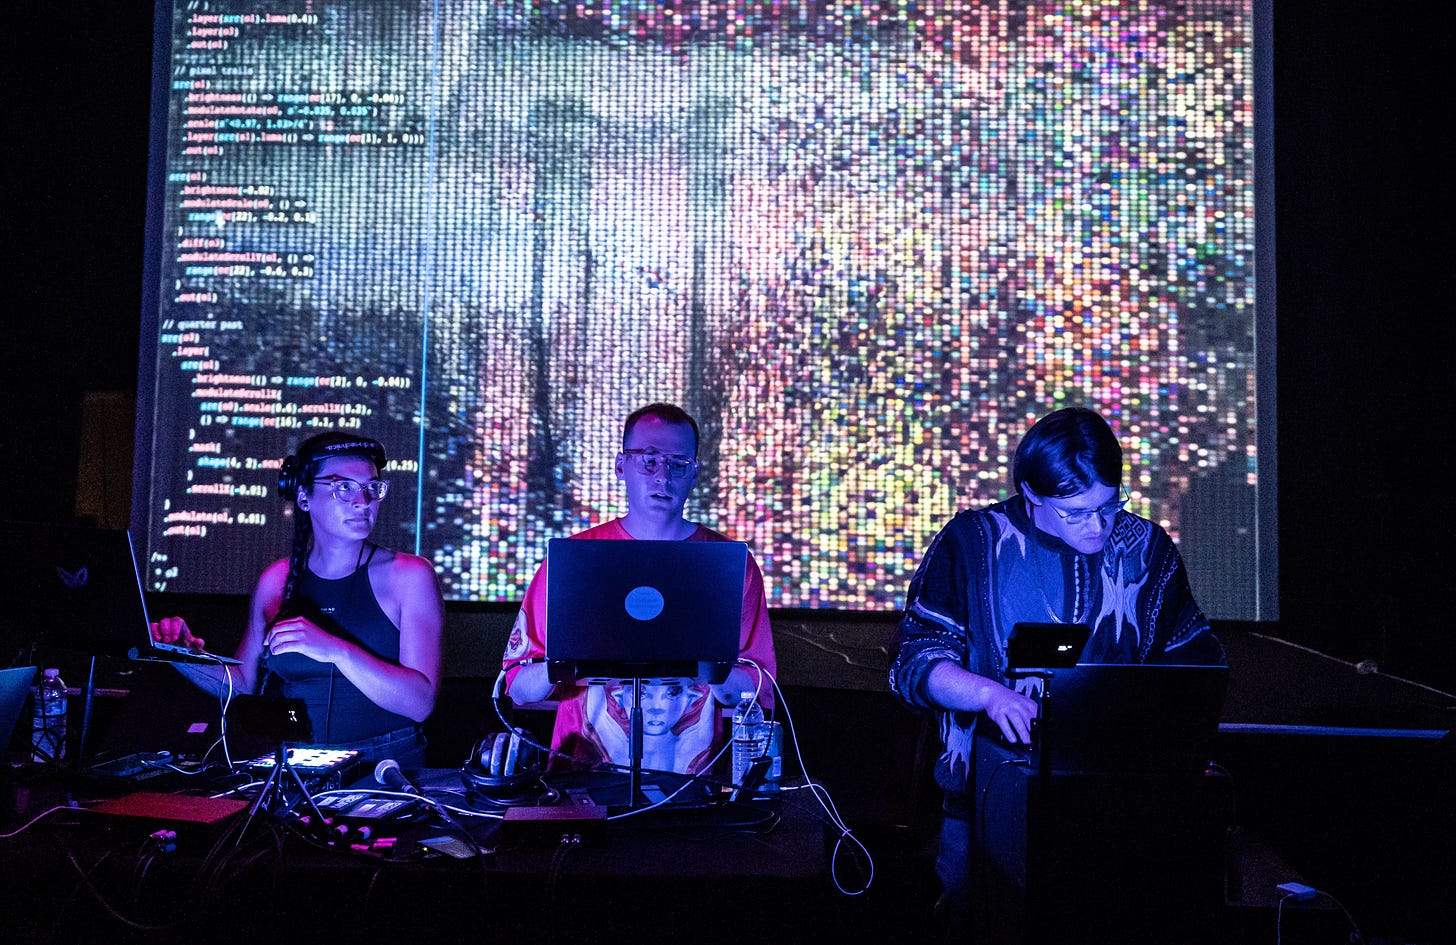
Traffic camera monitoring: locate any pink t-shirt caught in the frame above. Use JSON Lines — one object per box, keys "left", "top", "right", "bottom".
{"left": 502, "top": 518, "right": 777, "bottom": 776}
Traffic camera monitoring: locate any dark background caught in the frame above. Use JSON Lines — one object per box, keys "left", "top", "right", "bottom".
{"left": 0, "top": 7, "right": 1451, "bottom": 942}
{"left": 3, "top": 4, "right": 1448, "bottom": 689}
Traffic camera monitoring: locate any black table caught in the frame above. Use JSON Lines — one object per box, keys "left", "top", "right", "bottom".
{"left": 0, "top": 760, "right": 851, "bottom": 944}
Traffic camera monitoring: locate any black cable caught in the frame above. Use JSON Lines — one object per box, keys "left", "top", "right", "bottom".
{"left": 491, "top": 659, "right": 574, "bottom": 767}
{"left": 49, "top": 844, "right": 117, "bottom": 933}
{"left": 358, "top": 863, "right": 388, "bottom": 927}
{"left": 976, "top": 754, "right": 1030, "bottom": 932}
{"left": 462, "top": 778, "right": 561, "bottom": 810}
{"left": 545, "top": 832, "right": 583, "bottom": 938}
{"left": 59, "top": 847, "right": 185, "bottom": 934}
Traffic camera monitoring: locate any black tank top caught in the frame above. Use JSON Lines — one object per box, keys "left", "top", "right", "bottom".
{"left": 264, "top": 545, "right": 413, "bottom": 743}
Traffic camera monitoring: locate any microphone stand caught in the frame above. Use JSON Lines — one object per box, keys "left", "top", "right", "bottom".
{"left": 626, "top": 676, "right": 646, "bottom": 809}
{"left": 74, "top": 655, "right": 99, "bottom": 773}
{"left": 238, "top": 741, "right": 327, "bottom": 845}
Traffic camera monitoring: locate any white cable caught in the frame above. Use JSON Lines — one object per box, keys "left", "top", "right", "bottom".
{"left": 1275, "top": 887, "right": 1365, "bottom": 945}
{"left": 0, "top": 804, "right": 85, "bottom": 839}
{"left": 489, "top": 653, "right": 876, "bottom": 893}
{"left": 739, "top": 658, "right": 874, "bottom": 895}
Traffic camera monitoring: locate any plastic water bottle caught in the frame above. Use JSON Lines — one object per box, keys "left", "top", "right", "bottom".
{"left": 31, "top": 668, "right": 68, "bottom": 763}
{"left": 731, "top": 691, "right": 767, "bottom": 786}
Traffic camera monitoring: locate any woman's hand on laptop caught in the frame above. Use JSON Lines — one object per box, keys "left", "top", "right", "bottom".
{"left": 150, "top": 615, "right": 206, "bottom": 652}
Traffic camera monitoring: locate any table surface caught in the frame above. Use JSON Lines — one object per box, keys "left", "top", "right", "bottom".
{"left": 1, "top": 757, "right": 850, "bottom": 938}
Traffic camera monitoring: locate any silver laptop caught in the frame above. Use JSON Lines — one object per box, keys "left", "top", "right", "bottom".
{"left": 0, "top": 521, "right": 240, "bottom": 666}
{"left": 544, "top": 538, "right": 747, "bottom": 685}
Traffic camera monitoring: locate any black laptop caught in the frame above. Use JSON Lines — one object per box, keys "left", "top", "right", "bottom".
{"left": 544, "top": 538, "right": 747, "bottom": 685}
{"left": 0, "top": 521, "right": 240, "bottom": 665}
{"left": 1024, "top": 662, "right": 1230, "bottom": 775}
{"left": 1006, "top": 621, "right": 1091, "bottom": 675}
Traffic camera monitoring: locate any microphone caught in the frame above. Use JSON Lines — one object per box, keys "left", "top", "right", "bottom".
{"left": 374, "top": 758, "right": 421, "bottom": 794}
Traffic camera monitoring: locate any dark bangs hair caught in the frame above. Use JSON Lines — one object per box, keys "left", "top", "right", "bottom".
{"left": 1011, "top": 406, "right": 1122, "bottom": 498}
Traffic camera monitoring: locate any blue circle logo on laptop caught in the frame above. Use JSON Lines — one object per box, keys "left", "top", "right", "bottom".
{"left": 624, "top": 585, "right": 665, "bottom": 620}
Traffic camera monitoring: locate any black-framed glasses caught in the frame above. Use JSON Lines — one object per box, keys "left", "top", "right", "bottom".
{"left": 313, "top": 476, "right": 389, "bottom": 502}
{"left": 1044, "top": 489, "right": 1129, "bottom": 526}
{"left": 620, "top": 449, "right": 698, "bottom": 480}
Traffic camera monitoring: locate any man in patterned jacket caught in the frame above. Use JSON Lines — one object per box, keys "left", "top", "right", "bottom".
{"left": 889, "top": 405, "right": 1224, "bottom": 941}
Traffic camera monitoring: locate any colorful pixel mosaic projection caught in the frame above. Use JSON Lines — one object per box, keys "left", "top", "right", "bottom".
{"left": 143, "top": 1, "right": 1261, "bottom": 617}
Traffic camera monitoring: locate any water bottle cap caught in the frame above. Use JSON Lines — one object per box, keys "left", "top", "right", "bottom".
{"left": 43, "top": 668, "right": 60, "bottom": 678}
{"left": 739, "top": 691, "right": 753, "bottom": 700}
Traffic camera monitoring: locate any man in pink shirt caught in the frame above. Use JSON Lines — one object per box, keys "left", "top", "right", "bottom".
{"left": 502, "top": 403, "right": 777, "bottom": 776}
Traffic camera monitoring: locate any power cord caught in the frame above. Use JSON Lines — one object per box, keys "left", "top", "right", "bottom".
{"left": 490, "top": 658, "right": 576, "bottom": 765}
{"left": 1275, "top": 883, "right": 1365, "bottom": 945}
{"left": 743, "top": 659, "right": 875, "bottom": 896}
{"left": 545, "top": 832, "right": 585, "bottom": 937}
{"left": 491, "top": 655, "right": 876, "bottom": 893}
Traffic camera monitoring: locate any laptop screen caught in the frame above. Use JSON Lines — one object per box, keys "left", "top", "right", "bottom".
{"left": 0, "top": 665, "right": 38, "bottom": 750}
{"left": 544, "top": 538, "right": 747, "bottom": 685}
{"left": 0, "top": 521, "right": 238, "bottom": 665}
{"left": 1006, "top": 621, "right": 1091, "bottom": 673}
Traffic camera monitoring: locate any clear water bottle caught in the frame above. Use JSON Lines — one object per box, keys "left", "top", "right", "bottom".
{"left": 31, "top": 667, "right": 68, "bottom": 763}
{"left": 731, "top": 690, "right": 767, "bottom": 786}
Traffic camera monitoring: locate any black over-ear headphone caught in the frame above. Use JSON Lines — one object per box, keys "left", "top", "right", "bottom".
{"left": 277, "top": 434, "right": 388, "bottom": 498}
{"left": 460, "top": 731, "right": 546, "bottom": 802}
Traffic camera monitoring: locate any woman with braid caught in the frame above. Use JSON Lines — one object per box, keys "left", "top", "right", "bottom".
{"left": 149, "top": 433, "right": 445, "bottom": 768}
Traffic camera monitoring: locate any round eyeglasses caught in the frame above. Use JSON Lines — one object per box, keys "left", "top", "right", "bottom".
{"left": 620, "top": 449, "right": 698, "bottom": 480}
{"left": 1044, "top": 489, "right": 1129, "bottom": 526}
{"left": 313, "top": 476, "right": 389, "bottom": 503}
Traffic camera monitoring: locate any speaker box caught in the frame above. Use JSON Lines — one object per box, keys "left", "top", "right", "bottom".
{"left": 74, "top": 389, "right": 134, "bottom": 529}
{"left": 973, "top": 737, "right": 1231, "bottom": 945}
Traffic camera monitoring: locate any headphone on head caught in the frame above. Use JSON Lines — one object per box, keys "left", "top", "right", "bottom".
{"left": 460, "top": 731, "right": 546, "bottom": 802}
{"left": 277, "top": 434, "right": 388, "bottom": 499}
